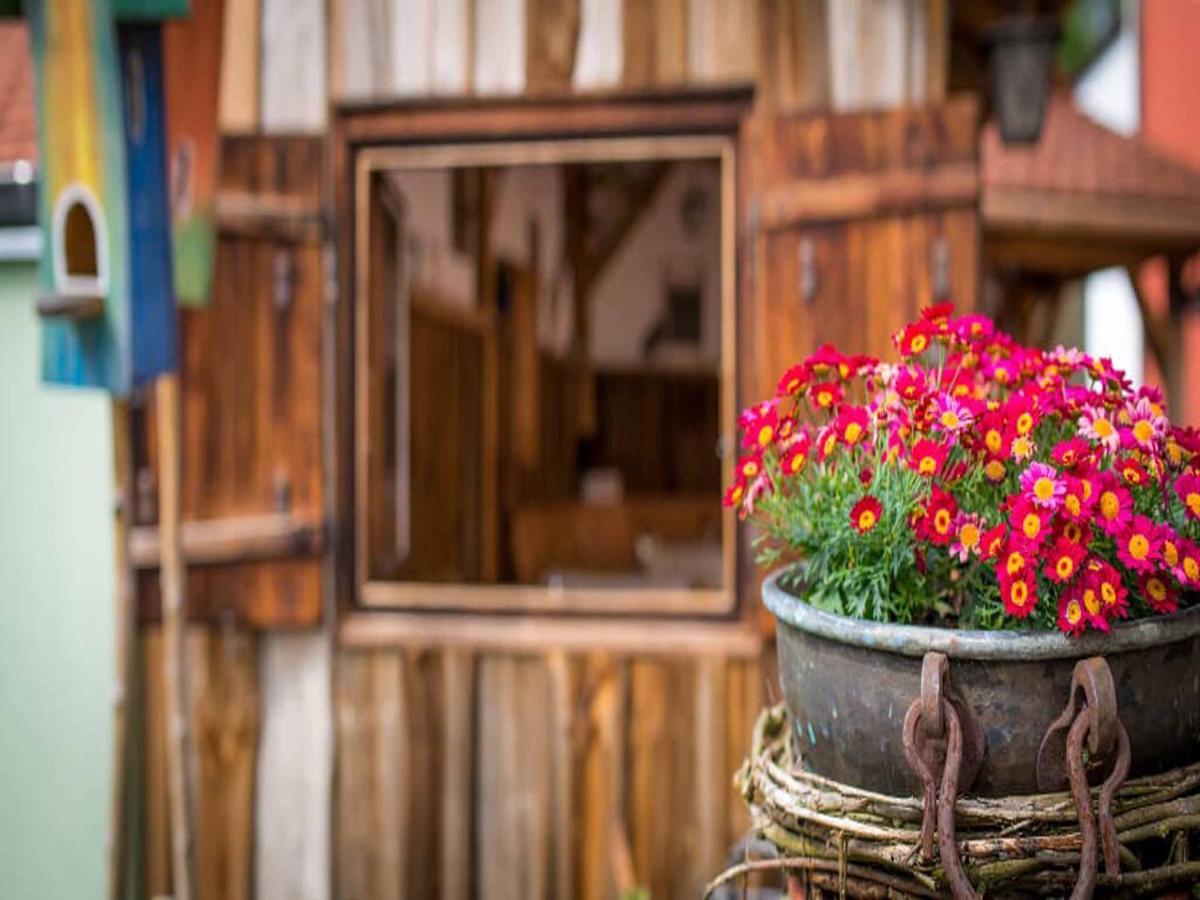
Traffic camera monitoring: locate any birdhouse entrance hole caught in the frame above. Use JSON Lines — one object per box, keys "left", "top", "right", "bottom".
{"left": 63, "top": 200, "right": 100, "bottom": 280}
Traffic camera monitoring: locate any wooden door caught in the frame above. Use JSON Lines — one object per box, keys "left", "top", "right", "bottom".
{"left": 740, "top": 97, "right": 981, "bottom": 403}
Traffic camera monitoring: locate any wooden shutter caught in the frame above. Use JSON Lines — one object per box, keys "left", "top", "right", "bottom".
{"left": 740, "top": 97, "right": 981, "bottom": 403}
{"left": 134, "top": 136, "right": 327, "bottom": 628}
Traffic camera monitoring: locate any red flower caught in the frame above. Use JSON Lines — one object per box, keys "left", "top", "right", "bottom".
{"left": 1175, "top": 472, "right": 1200, "bottom": 521}
{"left": 1084, "top": 558, "right": 1129, "bottom": 620}
{"left": 1044, "top": 538, "right": 1086, "bottom": 584}
{"left": 1140, "top": 573, "right": 1179, "bottom": 614}
{"left": 776, "top": 363, "right": 810, "bottom": 397}
{"left": 1000, "top": 570, "right": 1037, "bottom": 618}
{"left": 1052, "top": 438, "right": 1092, "bottom": 471}
{"left": 1007, "top": 498, "right": 1051, "bottom": 547}
{"left": 1060, "top": 475, "right": 1096, "bottom": 521}
{"left": 1094, "top": 475, "right": 1133, "bottom": 536}
{"left": 894, "top": 367, "right": 926, "bottom": 405}
{"left": 737, "top": 454, "right": 763, "bottom": 482}
{"left": 781, "top": 442, "right": 809, "bottom": 476}
{"left": 1173, "top": 539, "right": 1200, "bottom": 587}
{"left": 739, "top": 402, "right": 778, "bottom": 450}
{"left": 835, "top": 406, "right": 870, "bottom": 447}
{"left": 850, "top": 496, "right": 882, "bottom": 534}
{"left": 722, "top": 478, "right": 745, "bottom": 509}
{"left": 921, "top": 488, "right": 958, "bottom": 546}
{"left": 896, "top": 321, "right": 936, "bottom": 357}
{"left": 1116, "top": 516, "right": 1160, "bottom": 573}
{"left": 1057, "top": 587, "right": 1089, "bottom": 636}
{"left": 981, "top": 524, "right": 1006, "bottom": 560}
{"left": 998, "top": 540, "right": 1031, "bottom": 578}
{"left": 809, "top": 381, "right": 843, "bottom": 412}
{"left": 1116, "top": 455, "right": 1149, "bottom": 487}
{"left": 908, "top": 438, "right": 948, "bottom": 478}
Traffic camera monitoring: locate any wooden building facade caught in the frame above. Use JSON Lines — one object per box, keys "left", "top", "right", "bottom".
{"left": 124, "top": 2, "right": 985, "bottom": 898}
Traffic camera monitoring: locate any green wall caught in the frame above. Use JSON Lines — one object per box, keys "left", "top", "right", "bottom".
{"left": 0, "top": 261, "right": 113, "bottom": 898}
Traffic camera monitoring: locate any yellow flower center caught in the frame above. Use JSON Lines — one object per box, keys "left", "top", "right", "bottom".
{"left": 858, "top": 510, "right": 877, "bottom": 531}
{"left": 789, "top": 455, "right": 805, "bottom": 474}
{"left": 985, "top": 460, "right": 1006, "bottom": 481}
{"left": 1056, "top": 557, "right": 1074, "bottom": 579}
{"left": 844, "top": 423, "right": 863, "bottom": 444}
{"left": 730, "top": 485, "right": 743, "bottom": 503}
{"left": 757, "top": 425, "right": 774, "bottom": 446}
{"left": 1034, "top": 477, "right": 1056, "bottom": 501}
{"left": 1022, "top": 513, "right": 1042, "bottom": 540}
{"left": 1128, "top": 534, "right": 1150, "bottom": 560}
{"left": 743, "top": 461, "right": 759, "bottom": 478}
{"left": 1083, "top": 589, "right": 1101, "bottom": 616}
{"left": 1011, "top": 581, "right": 1029, "bottom": 606}
{"left": 1006, "top": 552, "right": 1025, "bottom": 576}
{"left": 1101, "top": 583, "right": 1117, "bottom": 606}
{"left": 940, "top": 411, "right": 960, "bottom": 429}
{"left": 1065, "top": 495, "right": 1081, "bottom": 516}
{"left": 919, "top": 456, "right": 937, "bottom": 475}
{"left": 1188, "top": 492, "right": 1200, "bottom": 516}
{"left": 1164, "top": 541, "right": 1179, "bottom": 567}
{"left": 1185, "top": 558, "right": 1199, "bottom": 581}
{"left": 1099, "top": 492, "right": 1119, "bottom": 520}
{"left": 1133, "top": 420, "right": 1154, "bottom": 444}
{"left": 817, "top": 392, "right": 833, "bottom": 408}
{"left": 1094, "top": 418, "right": 1114, "bottom": 438}
{"left": 959, "top": 523, "right": 980, "bottom": 550}
{"left": 1066, "top": 599, "right": 1082, "bottom": 623}
{"left": 1016, "top": 412, "right": 1033, "bottom": 435}
{"left": 1081, "top": 479, "right": 1094, "bottom": 500}
{"left": 1147, "top": 578, "right": 1167, "bottom": 602}
{"left": 934, "top": 510, "right": 951, "bottom": 533}
{"left": 911, "top": 335, "right": 927, "bottom": 354}
{"left": 1013, "top": 436, "right": 1033, "bottom": 459}
{"left": 985, "top": 430, "right": 1002, "bottom": 453}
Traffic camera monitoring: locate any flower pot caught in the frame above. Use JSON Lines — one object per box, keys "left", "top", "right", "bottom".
{"left": 764, "top": 566, "right": 1200, "bottom": 797}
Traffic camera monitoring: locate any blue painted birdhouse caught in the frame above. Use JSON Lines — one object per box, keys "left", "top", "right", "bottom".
{"left": 18, "top": 0, "right": 188, "bottom": 394}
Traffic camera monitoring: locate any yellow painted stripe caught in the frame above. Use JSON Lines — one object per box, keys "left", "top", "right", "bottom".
{"left": 44, "top": 0, "right": 103, "bottom": 203}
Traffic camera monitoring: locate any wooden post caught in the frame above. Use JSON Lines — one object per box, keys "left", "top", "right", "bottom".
{"left": 156, "top": 372, "right": 197, "bottom": 900}
{"left": 107, "top": 400, "right": 134, "bottom": 900}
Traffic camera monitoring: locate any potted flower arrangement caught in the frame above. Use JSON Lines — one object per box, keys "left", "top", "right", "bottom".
{"left": 727, "top": 304, "right": 1200, "bottom": 799}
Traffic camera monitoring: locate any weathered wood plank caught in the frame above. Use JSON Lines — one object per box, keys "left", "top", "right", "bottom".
{"left": 439, "top": 650, "right": 473, "bottom": 900}
{"left": 687, "top": 0, "right": 757, "bottom": 84}
{"left": 142, "top": 628, "right": 172, "bottom": 898}
{"left": 573, "top": 0, "right": 621, "bottom": 89}
{"left": 330, "top": 0, "right": 392, "bottom": 100}
{"left": 255, "top": 633, "right": 332, "bottom": 900}
{"left": 190, "top": 626, "right": 259, "bottom": 900}
{"left": 525, "top": 0, "right": 580, "bottom": 95}
{"left": 218, "top": 0, "right": 259, "bottom": 132}
{"left": 475, "top": 0, "right": 525, "bottom": 94}
{"left": 261, "top": 0, "right": 326, "bottom": 132}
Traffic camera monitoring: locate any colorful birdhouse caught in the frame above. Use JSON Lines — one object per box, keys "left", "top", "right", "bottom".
{"left": 22, "top": 0, "right": 187, "bottom": 393}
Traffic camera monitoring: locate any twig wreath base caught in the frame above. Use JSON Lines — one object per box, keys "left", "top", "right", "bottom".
{"left": 709, "top": 706, "right": 1200, "bottom": 897}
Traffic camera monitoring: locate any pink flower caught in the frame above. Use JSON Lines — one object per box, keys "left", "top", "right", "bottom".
{"left": 1078, "top": 406, "right": 1121, "bottom": 452}
{"left": 1140, "top": 573, "right": 1179, "bottom": 614}
{"left": 1019, "top": 462, "right": 1065, "bottom": 510}
{"left": 1175, "top": 472, "right": 1200, "bottom": 521}
{"left": 1093, "top": 474, "right": 1133, "bottom": 536}
{"left": 1008, "top": 498, "right": 1052, "bottom": 547}
{"left": 933, "top": 393, "right": 974, "bottom": 435}
{"left": 1122, "top": 397, "right": 1166, "bottom": 451}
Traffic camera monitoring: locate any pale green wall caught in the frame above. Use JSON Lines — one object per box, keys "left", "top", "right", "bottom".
{"left": 0, "top": 261, "right": 113, "bottom": 898}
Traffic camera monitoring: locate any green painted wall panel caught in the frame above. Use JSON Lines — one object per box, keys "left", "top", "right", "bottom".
{"left": 0, "top": 261, "right": 112, "bottom": 899}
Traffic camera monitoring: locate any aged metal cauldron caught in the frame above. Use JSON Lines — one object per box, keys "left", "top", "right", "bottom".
{"left": 764, "top": 567, "right": 1200, "bottom": 797}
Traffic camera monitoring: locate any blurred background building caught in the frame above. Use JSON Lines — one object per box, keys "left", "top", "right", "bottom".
{"left": 1, "top": 1, "right": 1199, "bottom": 898}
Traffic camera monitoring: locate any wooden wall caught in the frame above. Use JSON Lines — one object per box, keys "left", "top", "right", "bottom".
{"left": 334, "top": 649, "right": 765, "bottom": 900}
{"left": 124, "top": 3, "right": 967, "bottom": 899}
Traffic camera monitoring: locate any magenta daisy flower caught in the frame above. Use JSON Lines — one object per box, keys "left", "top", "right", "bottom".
{"left": 1116, "top": 516, "right": 1161, "bottom": 573}
{"left": 1094, "top": 475, "right": 1133, "bottom": 536}
{"left": 1019, "top": 462, "right": 1065, "bottom": 510}
{"left": 933, "top": 393, "right": 974, "bottom": 435}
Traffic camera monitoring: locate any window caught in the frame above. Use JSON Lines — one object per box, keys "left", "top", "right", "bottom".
{"left": 338, "top": 92, "right": 749, "bottom": 620}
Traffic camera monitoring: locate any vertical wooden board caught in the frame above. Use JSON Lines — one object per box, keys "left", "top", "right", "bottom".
{"left": 474, "top": 0, "right": 525, "bottom": 94}
{"left": 525, "top": 0, "right": 580, "bottom": 95}
{"left": 621, "top": 0, "right": 686, "bottom": 87}
{"left": 476, "top": 656, "right": 554, "bottom": 900}
{"left": 693, "top": 657, "right": 728, "bottom": 897}
{"left": 141, "top": 627, "right": 172, "bottom": 898}
{"left": 218, "top": 0, "right": 259, "bottom": 132}
{"left": 330, "top": 0, "right": 392, "bottom": 100}
{"left": 723, "top": 658, "right": 763, "bottom": 845}
{"left": 334, "top": 651, "right": 406, "bottom": 900}
{"left": 687, "top": 0, "right": 756, "bottom": 84}
{"left": 189, "top": 625, "right": 259, "bottom": 900}
{"left": 438, "top": 650, "right": 472, "bottom": 900}
{"left": 430, "top": 0, "right": 470, "bottom": 95}
{"left": 756, "top": 0, "right": 828, "bottom": 112}
{"left": 255, "top": 632, "right": 332, "bottom": 900}
{"left": 164, "top": 0, "right": 224, "bottom": 306}
{"left": 573, "top": 0, "right": 621, "bottom": 90}
{"left": 391, "top": 0, "right": 433, "bottom": 95}
{"left": 627, "top": 658, "right": 697, "bottom": 899}
{"left": 575, "top": 654, "right": 626, "bottom": 900}
{"left": 261, "top": 0, "right": 326, "bottom": 133}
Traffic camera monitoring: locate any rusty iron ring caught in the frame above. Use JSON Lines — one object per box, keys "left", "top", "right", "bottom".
{"left": 936, "top": 702, "right": 982, "bottom": 900}
{"left": 919, "top": 651, "right": 948, "bottom": 740}
{"left": 1037, "top": 656, "right": 1120, "bottom": 792}
{"left": 902, "top": 699, "right": 940, "bottom": 863}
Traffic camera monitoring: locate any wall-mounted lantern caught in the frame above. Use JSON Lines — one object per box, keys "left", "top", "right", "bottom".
{"left": 986, "top": 16, "right": 1061, "bottom": 145}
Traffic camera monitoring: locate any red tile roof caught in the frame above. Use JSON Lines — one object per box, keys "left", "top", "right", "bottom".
{"left": 0, "top": 22, "right": 36, "bottom": 165}
{"left": 982, "top": 91, "right": 1200, "bottom": 203}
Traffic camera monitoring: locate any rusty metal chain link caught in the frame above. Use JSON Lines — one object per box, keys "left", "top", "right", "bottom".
{"left": 902, "top": 652, "right": 982, "bottom": 900}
